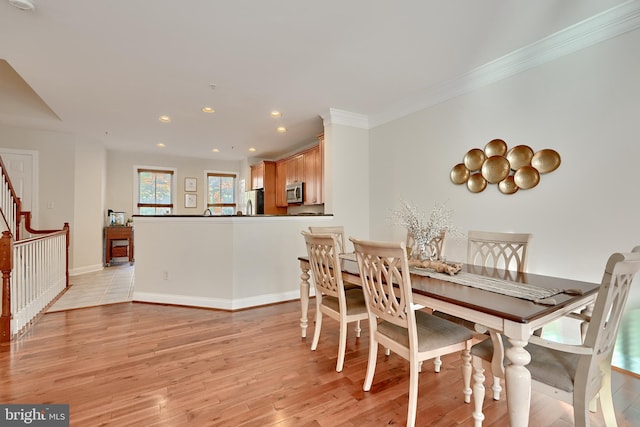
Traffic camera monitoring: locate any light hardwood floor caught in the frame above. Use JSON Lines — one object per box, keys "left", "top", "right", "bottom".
{"left": 2, "top": 300, "right": 639, "bottom": 426}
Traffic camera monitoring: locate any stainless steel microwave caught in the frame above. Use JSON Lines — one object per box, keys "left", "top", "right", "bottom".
{"left": 286, "top": 182, "right": 303, "bottom": 204}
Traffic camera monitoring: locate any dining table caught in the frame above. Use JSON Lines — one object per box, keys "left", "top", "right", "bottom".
{"left": 297, "top": 253, "right": 600, "bottom": 427}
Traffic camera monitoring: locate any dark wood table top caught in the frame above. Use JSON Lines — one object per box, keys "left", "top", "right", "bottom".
{"left": 298, "top": 255, "right": 600, "bottom": 325}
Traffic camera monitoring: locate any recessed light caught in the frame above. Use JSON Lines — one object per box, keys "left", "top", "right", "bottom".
{"left": 277, "top": 126, "right": 287, "bottom": 133}
{"left": 158, "top": 115, "right": 171, "bottom": 123}
{"left": 157, "top": 143, "right": 166, "bottom": 148}
{"left": 202, "top": 107, "right": 215, "bottom": 113}
{"left": 249, "top": 147, "right": 257, "bottom": 152}
{"left": 212, "top": 148, "right": 220, "bottom": 153}
{"left": 9, "top": 0, "right": 35, "bottom": 11}
{"left": 270, "top": 111, "right": 282, "bottom": 118}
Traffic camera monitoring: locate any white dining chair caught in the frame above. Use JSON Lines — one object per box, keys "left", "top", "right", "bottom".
{"left": 469, "top": 250, "right": 640, "bottom": 427}
{"left": 308, "top": 225, "right": 359, "bottom": 292}
{"left": 406, "top": 229, "right": 447, "bottom": 261}
{"left": 309, "top": 225, "right": 347, "bottom": 254}
{"left": 350, "top": 237, "right": 474, "bottom": 427}
{"left": 434, "top": 230, "right": 533, "bottom": 399}
{"left": 466, "top": 230, "right": 531, "bottom": 274}
{"left": 302, "top": 231, "right": 368, "bottom": 372}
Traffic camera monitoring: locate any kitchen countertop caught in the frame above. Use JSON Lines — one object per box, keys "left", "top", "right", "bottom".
{"left": 132, "top": 214, "right": 332, "bottom": 218}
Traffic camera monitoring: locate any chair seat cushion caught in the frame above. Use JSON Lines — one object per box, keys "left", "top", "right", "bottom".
{"left": 378, "top": 311, "right": 473, "bottom": 352}
{"left": 471, "top": 336, "right": 580, "bottom": 393}
{"left": 321, "top": 288, "right": 368, "bottom": 316}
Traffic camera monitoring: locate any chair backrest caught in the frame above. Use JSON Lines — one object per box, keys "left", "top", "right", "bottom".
{"left": 302, "top": 231, "right": 346, "bottom": 302}
{"left": 309, "top": 226, "right": 346, "bottom": 254}
{"left": 350, "top": 237, "right": 417, "bottom": 337}
{"left": 406, "top": 230, "right": 447, "bottom": 260}
{"left": 467, "top": 230, "right": 532, "bottom": 272}
{"left": 579, "top": 251, "right": 640, "bottom": 399}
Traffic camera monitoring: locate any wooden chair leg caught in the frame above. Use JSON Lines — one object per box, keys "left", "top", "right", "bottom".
{"left": 598, "top": 371, "right": 617, "bottom": 426}
{"left": 336, "top": 319, "right": 347, "bottom": 372}
{"left": 355, "top": 320, "right": 361, "bottom": 338}
{"left": 491, "top": 375, "right": 502, "bottom": 400}
{"left": 434, "top": 355, "right": 442, "bottom": 372}
{"left": 363, "top": 338, "right": 378, "bottom": 391}
{"left": 407, "top": 360, "right": 420, "bottom": 427}
{"left": 311, "top": 310, "right": 322, "bottom": 351}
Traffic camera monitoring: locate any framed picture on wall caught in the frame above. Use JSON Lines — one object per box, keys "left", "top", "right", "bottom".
{"left": 185, "top": 177, "right": 197, "bottom": 192}
{"left": 185, "top": 193, "right": 197, "bottom": 208}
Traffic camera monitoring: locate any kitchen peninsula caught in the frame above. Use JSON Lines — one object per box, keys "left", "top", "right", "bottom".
{"left": 132, "top": 214, "right": 333, "bottom": 310}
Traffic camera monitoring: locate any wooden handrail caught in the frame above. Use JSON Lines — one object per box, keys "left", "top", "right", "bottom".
{"left": 19, "top": 211, "right": 64, "bottom": 238}
{"left": 0, "top": 231, "right": 12, "bottom": 341}
{"left": 0, "top": 156, "right": 20, "bottom": 237}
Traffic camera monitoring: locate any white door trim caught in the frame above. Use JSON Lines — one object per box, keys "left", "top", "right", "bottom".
{"left": 0, "top": 148, "right": 39, "bottom": 227}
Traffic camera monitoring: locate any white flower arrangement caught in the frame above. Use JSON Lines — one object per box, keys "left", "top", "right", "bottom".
{"left": 389, "top": 199, "right": 462, "bottom": 259}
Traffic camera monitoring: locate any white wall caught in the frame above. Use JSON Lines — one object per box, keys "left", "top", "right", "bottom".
{"left": 368, "top": 27, "right": 640, "bottom": 369}
{"left": 323, "top": 121, "right": 371, "bottom": 249}
{"left": 370, "top": 27, "right": 640, "bottom": 281}
{"left": 133, "top": 215, "right": 334, "bottom": 309}
{"left": 106, "top": 149, "right": 243, "bottom": 219}
{"left": 0, "top": 124, "right": 109, "bottom": 273}
{"left": 72, "top": 138, "right": 106, "bottom": 274}
{"left": 0, "top": 125, "right": 75, "bottom": 232}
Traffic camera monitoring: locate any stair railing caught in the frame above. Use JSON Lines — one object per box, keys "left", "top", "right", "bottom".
{"left": 0, "top": 156, "right": 70, "bottom": 341}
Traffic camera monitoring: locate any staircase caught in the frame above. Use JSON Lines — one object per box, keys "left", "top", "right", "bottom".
{"left": 0, "top": 156, "right": 69, "bottom": 341}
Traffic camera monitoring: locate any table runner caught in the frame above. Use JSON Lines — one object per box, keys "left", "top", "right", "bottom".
{"left": 340, "top": 253, "right": 561, "bottom": 304}
{"left": 410, "top": 268, "right": 562, "bottom": 305}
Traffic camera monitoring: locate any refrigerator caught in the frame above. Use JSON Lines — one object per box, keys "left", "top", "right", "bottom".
{"left": 244, "top": 189, "right": 264, "bottom": 215}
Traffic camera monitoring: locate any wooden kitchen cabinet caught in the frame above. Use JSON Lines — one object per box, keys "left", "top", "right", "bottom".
{"left": 273, "top": 137, "right": 324, "bottom": 206}
{"left": 250, "top": 162, "right": 265, "bottom": 189}
{"left": 275, "top": 159, "right": 288, "bottom": 207}
{"left": 303, "top": 144, "right": 322, "bottom": 205}
{"left": 286, "top": 154, "right": 304, "bottom": 185}
{"left": 250, "top": 161, "right": 286, "bottom": 214}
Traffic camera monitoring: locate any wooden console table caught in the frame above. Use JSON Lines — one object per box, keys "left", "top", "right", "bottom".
{"left": 104, "top": 226, "right": 134, "bottom": 266}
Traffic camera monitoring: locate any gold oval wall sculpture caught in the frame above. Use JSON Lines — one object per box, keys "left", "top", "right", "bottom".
{"left": 531, "top": 149, "right": 561, "bottom": 173}
{"left": 514, "top": 166, "right": 540, "bottom": 189}
{"left": 463, "top": 149, "right": 486, "bottom": 171}
{"left": 481, "top": 156, "right": 510, "bottom": 184}
{"left": 451, "top": 139, "right": 560, "bottom": 195}
{"left": 506, "top": 145, "right": 534, "bottom": 170}
{"left": 485, "top": 139, "right": 507, "bottom": 157}
{"left": 498, "top": 176, "right": 519, "bottom": 194}
{"left": 467, "top": 173, "right": 487, "bottom": 193}
{"left": 450, "top": 163, "right": 470, "bottom": 184}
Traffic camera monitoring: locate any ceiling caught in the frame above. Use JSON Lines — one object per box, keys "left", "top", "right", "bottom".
{"left": 0, "top": 0, "right": 628, "bottom": 161}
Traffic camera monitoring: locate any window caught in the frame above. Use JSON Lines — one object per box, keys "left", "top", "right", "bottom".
{"left": 207, "top": 172, "right": 236, "bottom": 215}
{"left": 137, "top": 168, "right": 174, "bottom": 215}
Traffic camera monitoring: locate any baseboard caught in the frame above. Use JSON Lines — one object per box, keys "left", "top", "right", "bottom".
{"left": 132, "top": 289, "right": 301, "bottom": 311}
{"left": 69, "top": 263, "right": 104, "bottom": 276}
{"left": 612, "top": 365, "right": 640, "bottom": 379}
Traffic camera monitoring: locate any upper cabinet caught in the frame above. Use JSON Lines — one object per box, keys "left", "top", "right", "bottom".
{"left": 303, "top": 144, "right": 322, "bottom": 205}
{"left": 250, "top": 161, "right": 265, "bottom": 190}
{"left": 250, "top": 161, "right": 285, "bottom": 214}
{"left": 286, "top": 154, "right": 304, "bottom": 185}
{"left": 274, "top": 135, "right": 324, "bottom": 206}
{"left": 275, "top": 159, "right": 288, "bottom": 207}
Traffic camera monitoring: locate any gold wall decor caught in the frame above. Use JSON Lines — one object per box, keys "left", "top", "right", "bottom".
{"left": 450, "top": 139, "right": 560, "bottom": 194}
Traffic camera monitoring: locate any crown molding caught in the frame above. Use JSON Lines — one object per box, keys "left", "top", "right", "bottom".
{"left": 320, "top": 108, "right": 369, "bottom": 129}
{"left": 368, "top": 0, "right": 640, "bottom": 129}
